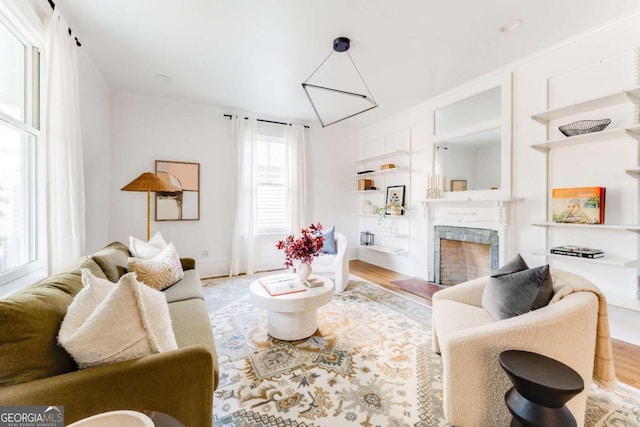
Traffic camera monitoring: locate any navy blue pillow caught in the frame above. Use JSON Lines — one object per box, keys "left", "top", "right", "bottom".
{"left": 319, "top": 226, "right": 337, "bottom": 255}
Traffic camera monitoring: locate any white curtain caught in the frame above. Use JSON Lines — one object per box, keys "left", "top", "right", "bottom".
{"left": 287, "top": 125, "right": 307, "bottom": 233}
{"left": 229, "top": 117, "right": 258, "bottom": 276}
{"left": 44, "top": 9, "right": 85, "bottom": 273}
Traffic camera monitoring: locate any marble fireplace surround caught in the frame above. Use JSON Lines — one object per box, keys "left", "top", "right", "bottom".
{"left": 434, "top": 225, "right": 499, "bottom": 285}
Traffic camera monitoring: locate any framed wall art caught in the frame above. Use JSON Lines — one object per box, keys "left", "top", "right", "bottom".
{"left": 450, "top": 180, "right": 467, "bottom": 192}
{"left": 385, "top": 185, "right": 405, "bottom": 214}
{"left": 155, "top": 160, "right": 200, "bottom": 221}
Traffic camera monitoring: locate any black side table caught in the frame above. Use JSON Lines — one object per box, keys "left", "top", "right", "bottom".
{"left": 499, "top": 350, "right": 584, "bottom": 427}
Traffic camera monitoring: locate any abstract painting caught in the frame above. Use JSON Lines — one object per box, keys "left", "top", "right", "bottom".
{"left": 155, "top": 160, "right": 200, "bottom": 221}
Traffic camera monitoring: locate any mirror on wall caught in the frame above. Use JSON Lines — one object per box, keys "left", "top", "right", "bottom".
{"left": 433, "top": 86, "right": 504, "bottom": 193}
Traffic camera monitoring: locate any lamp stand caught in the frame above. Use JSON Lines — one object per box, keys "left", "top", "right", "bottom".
{"left": 146, "top": 190, "right": 151, "bottom": 241}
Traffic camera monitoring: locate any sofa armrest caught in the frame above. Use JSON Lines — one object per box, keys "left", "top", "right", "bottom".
{"left": 180, "top": 258, "right": 196, "bottom": 270}
{"left": 0, "top": 345, "right": 215, "bottom": 427}
{"left": 432, "top": 275, "right": 488, "bottom": 307}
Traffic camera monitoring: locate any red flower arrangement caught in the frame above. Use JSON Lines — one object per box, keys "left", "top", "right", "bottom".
{"left": 276, "top": 223, "right": 325, "bottom": 268}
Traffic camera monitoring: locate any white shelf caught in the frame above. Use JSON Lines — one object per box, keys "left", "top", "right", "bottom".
{"left": 353, "top": 213, "right": 409, "bottom": 220}
{"left": 353, "top": 189, "right": 382, "bottom": 193}
{"left": 625, "top": 167, "right": 640, "bottom": 176}
{"left": 531, "top": 222, "right": 640, "bottom": 232}
{"left": 532, "top": 249, "right": 637, "bottom": 268}
{"left": 363, "top": 245, "right": 409, "bottom": 255}
{"left": 531, "top": 87, "right": 640, "bottom": 122}
{"left": 375, "top": 232, "right": 409, "bottom": 238}
{"left": 531, "top": 125, "right": 640, "bottom": 152}
{"left": 353, "top": 167, "right": 409, "bottom": 178}
{"left": 354, "top": 149, "right": 410, "bottom": 164}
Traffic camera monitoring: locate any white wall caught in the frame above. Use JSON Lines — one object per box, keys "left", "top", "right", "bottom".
{"left": 108, "top": 92, "right": 356, "bottom": 277}
{"left": 77, "top": 51, "right": 111, "bottom": 254}
{"left": 358, "top": 12, "right": 640, "bottom": 345}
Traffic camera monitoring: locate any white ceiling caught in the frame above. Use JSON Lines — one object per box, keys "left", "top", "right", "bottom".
{"left": 58, "top": 0, "right": 640, "bottom": 130}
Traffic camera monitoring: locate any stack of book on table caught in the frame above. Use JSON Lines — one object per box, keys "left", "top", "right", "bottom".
{"left": 259, "top": 276, "right": 307, "bottom": 296}
{"left": 550, "top": 245, "right": 604, "bottom": 259}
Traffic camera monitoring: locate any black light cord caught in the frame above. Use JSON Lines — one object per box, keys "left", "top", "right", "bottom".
{"left": 47, "top": 0, "right": 81, "bottom": 47}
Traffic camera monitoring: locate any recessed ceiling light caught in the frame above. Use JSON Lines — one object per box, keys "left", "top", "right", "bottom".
{"left": 154, "top": 74, "right": 171, "bottom": 82}
{"left": 500, "top": 19, "right": 523, "bottom": 33}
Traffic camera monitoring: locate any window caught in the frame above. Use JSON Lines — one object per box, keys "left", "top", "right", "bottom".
{"left": 0, "top": 14, "right": 41, "bottom": 287}
{"left": 255, "top": 127, "right": 288, "bottom": 234}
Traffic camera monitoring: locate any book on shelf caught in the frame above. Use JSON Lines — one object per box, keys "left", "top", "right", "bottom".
{"left": 550, "top": 245, "right": 605, "bottom": 259}
{"left": 259, "top": 276, "right": 307, "bottom": 296}
{"left": 552, "top": 187, "right": 605, "bottom": 224}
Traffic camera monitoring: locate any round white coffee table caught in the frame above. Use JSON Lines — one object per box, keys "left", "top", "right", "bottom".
{"left": 249, "top": 274, "right": 334, "bottom": 341}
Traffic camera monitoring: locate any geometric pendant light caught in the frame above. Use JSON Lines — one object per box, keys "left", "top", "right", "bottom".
{"left": 302, "top": 37, "right": 378, "bottom": 127}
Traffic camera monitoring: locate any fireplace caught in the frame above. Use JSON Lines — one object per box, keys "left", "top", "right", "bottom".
{"left": 434, "top": 226, "right": 499, "bottom": 285}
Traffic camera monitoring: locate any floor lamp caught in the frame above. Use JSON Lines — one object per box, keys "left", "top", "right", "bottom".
{"left": 121, "top": 172, "right": 171, "bottom": 240}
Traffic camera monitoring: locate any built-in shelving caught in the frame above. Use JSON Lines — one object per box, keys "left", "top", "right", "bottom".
{"left": 531, "top": 125, "right": 640, "bottom": 152}
{"left": 531, "top": 222, "right": 640, "bottom": 232}
{"left": 353, "top": 189, "right": 382, "bottom": 193}
{"left": 531, "top": 87, "right": 640, "bottom": 122}
{"left": 532, "top": 250, "right": 637, "bottom": 268}
{"left": 354, "top": 149, "right": 410, "bottom": 164}
{"left": 605, "top": 292, "right": 640, "bottom": 312}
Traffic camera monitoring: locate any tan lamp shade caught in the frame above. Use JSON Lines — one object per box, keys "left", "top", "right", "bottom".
{"left": 121, "top": 172, "right": 172, "bottom": 240}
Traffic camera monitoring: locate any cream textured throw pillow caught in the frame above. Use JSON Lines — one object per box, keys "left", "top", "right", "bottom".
{"left": 129, "top": 231, "right": 168, "bottom": 259}
{"left": 59, "top": 270, "right": 178, "bottom": 368}
{"left": 128, "top": 242, "right": 184, "bottom": 290}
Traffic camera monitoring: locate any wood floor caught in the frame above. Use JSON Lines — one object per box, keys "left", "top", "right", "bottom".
{"left": 349, "top": 259, "right": 640, "bottom": 388}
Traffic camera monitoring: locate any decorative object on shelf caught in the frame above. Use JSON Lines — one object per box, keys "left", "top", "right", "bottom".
{"left": 155, "top": 160, "right": 200, "bottom": 221}
{"left": 276, "top": 223, "right": 325, "bottom": 272}
{"left": 552, "top": 187, "right": 605, "bottom": 224}
{"left": 357, "top": 178, "right": 373, "bottom": 191}
{"left": 121, "top": 172, "right": 172, "bottom": 240}
{"left": 386, "top": 185, "right": 405, "bottom": 208}
{"left": 360, "top": 231, "right": 374, "bottom": 246}
{"left": 302, "top": 37, "right": 378, "bottom": 127}
{"left": 380, "top": 163, "right": 396, "bottom": 170}
{"left": 559, "top": 119, "right": 611, "bottom": 137}
{"left": 357, "top": 169, "right": 375, "bottom": 175}
{"left": 377, "top": 202, "right": 404, "bottom": 224}
{"left": 450, "top": 179, "right": 467, "bottom": 192}
{"left": 361, "top": 199, "right": 377, "bottom": 214}
{"left": 425, "top": 173, "right": 446, "bottom": 198}
{"left": 550, "top": 245, "right": 604, "bottom": 259}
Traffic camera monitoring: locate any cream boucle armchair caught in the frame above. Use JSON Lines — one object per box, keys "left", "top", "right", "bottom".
{"left": 432, "top": 269, "right": 600, "bottom": 427}
{"left": 311, "top": 232, "right": 349, "bottom": 293}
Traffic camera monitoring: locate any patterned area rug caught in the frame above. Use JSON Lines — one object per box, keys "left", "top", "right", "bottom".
{"left": 203, "top": 274, "right": 640, "bottom": 426}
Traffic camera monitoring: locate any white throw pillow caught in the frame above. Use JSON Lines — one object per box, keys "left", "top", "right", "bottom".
{"left": 128, "top": 243, "right": 184, "bottom": 290}
{"left": 59, "top": 270, "right": 178, "bottom": 368}
{"left": 129, "top": 231, "right": 168, "bottom": 259}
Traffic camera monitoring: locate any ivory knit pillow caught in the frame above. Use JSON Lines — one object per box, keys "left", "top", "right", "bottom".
{"left": 129, "top": 231, "right": 168, "bottom": 259}
{"left": 128, "top": 243, "right": 184, "bottom": 290}
{"left": 59, "top": 270, "right": 177, "bottom": 368}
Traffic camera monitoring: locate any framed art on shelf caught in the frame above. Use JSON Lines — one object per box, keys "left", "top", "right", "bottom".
{"left": 155, "top": 160, "right": 200, "bottom": 221}
{"left": 385, "top": 185, "right": 405, "bottom": 213}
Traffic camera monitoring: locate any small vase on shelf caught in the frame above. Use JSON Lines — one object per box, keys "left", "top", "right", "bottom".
{"left": 297, "top": 261, "right": 312, "bottom": 281}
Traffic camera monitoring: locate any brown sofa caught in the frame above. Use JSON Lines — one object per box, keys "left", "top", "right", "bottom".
{"left": 0, "top": 242, "right": 218, "bottom": 426}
